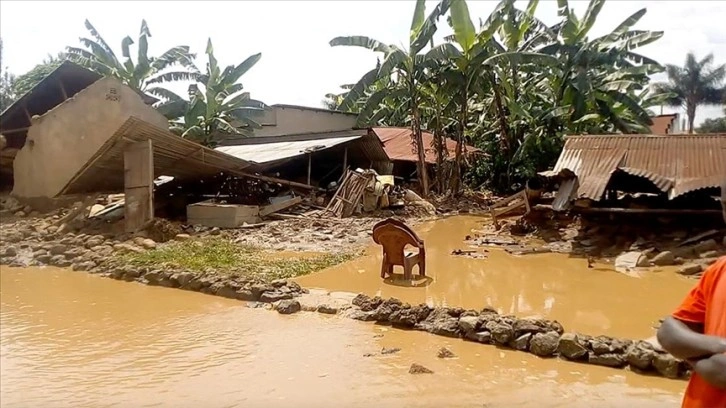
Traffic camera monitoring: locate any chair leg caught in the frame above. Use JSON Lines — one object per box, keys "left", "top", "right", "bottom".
{"left": 403, "top": 262, "right": 412, "bottom": 280}
{"left": 381, "top": 253, "right": 388, "bottom": 278}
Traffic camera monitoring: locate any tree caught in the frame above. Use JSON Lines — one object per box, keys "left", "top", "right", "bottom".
{"left": 12, "top": 53, "right": 67, "bottom": 97}
{"left": 333, "top": 0, "right": 665, "bottom": 194}
{"left": 654, "top": 52, "right": 726, "bottom": 133}
{"left": 0, "top": 38, "right": 17, "bottom": 112}
{"left": 696, "top": 117, "right": 726, "bottom": 133}
{"left": 155, "top": 39, "right": 266, "bottom": 147}
{"left": 330, "top": 0, "right": 452, "bottom": 197}
{"left": 66, "top": 19, "right": 197, "bottom": 98}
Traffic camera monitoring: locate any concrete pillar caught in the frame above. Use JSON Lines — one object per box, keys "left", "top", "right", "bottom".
{"left": 123, "top": 139, "right": 154, "bottom": 232}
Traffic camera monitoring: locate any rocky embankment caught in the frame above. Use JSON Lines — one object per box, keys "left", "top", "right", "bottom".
{"left": 338, "top": 294, "right": 686, "bottom": 379}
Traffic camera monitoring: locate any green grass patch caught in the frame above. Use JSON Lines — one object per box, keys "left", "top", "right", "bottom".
{"left": 116, "top": 238, "right": 355, "bottom": 281}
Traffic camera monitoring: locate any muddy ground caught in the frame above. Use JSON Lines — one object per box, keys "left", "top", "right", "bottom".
{"left": 1, "top": 192, "right": 724, "bottom": 277}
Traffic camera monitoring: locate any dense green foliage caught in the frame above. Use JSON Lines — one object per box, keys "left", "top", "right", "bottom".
{"left": 330, "top": 0, "right": 669, "bottom": 194}
{"left": 696, "top": 117, "right": 726, "bottom": 133}
{"left": 66, "top": 19, "right": 197, "bottom": 97}
{"left": 654, "top": 52, "right": 725, "bottom": 134}
{"left": 11, "top": 53, "right": 65, "bottom": 97}
{"left": 0, "top": 39, "right": 16, "bottom": 112}
{"left": 154, "top": 39, "right": 266, "bottom": 147}
{"left": 4, "top": 4, "right": 724, "bottom": 193}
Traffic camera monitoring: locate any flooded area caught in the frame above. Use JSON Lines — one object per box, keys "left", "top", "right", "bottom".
{"left": 1, "top": 266, "right": 684, "bottom": 407}
{"left": 297, "top": 216, "right": 694, "bottom": 339}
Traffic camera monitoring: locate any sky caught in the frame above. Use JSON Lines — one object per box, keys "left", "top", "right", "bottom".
{"left": 1, "top": 0, "right": 725, "bottom": 126}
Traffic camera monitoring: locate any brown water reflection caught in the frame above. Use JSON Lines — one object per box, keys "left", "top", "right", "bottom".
{"left": 1, "top": 266, "right": 683, "bottom": 407}
{"left": 297, "top": 216, "right": 694, "bottom": 339}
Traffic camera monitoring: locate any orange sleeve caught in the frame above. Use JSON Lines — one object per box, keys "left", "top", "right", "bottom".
{"left": 672, "top": 257, "right": 726, "bottom": 324}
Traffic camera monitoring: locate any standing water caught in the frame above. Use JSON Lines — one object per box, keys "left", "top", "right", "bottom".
{"left": 298, "top": 216, "right": 694, "bottom": 339}
{"left": 1, "top": 266, "right": 684, "bottom": 407}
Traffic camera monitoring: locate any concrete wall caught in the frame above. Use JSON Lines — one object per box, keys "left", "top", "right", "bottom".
{"left": 12, "top": 77, "right": 168, "bottom": 198}
{"left": 253, "top": 106, "right": 357, "bottom": 137}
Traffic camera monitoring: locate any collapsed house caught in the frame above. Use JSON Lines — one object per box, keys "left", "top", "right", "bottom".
{"left": 0, "top": 61, "right": 159, "bottom": 191}
{"left": 0, "top": 62, "right": 477, "bottom": 231}
{"left": 539, "top": 135, "right": 726, "bottom": 215}
{"left": 216, "top": 129, "right": 392, "bottom": 189}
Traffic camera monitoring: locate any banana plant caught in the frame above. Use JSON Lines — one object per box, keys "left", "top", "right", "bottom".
{"left": 66, "top": 20, "right": 198, "bottom": 98}
{"left": 329, "top": 0, "right": 452, "bottom": 197}
{"left": 155, "top": 39, "right": 266, "bottom": 147}
{"left": 541, "top": 0, "right": 664, "bottom": 132}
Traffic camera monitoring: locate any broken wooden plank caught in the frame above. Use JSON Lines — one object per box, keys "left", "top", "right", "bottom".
{"left": 260, "top": 196, "right": 303, "bottom": 217}
{"left": 54, "top": 195, "right": 97, "bottom": 226}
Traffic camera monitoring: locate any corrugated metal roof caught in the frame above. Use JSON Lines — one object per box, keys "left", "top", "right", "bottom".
{"left": 214, "top": 129, "right": 391, "bottom": 174}
{"left": 544, "top": 134, "right": 726, "bottom": 201}
{"left": 216, "top": 135, "right": 360, "bottom": 164}
{"left": 60, "top": 117, "right": 254, "bottom": 195}
{"left": 370, "top": 127, "right": 480, "bottom": 164}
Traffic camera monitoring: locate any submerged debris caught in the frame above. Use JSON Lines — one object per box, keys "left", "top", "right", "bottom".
{"left": 409, "top": 363, "right": 434, "bottom": 374}
{"left": 437, "top": 347, "right": 457, "bottom": 359}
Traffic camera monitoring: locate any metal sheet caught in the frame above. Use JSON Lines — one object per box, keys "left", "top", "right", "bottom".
{"left": 216, "top": 135, "right": 360, "bottom": 164}
{"left": 544, "top": 134, "right": 726, "bottom": 201}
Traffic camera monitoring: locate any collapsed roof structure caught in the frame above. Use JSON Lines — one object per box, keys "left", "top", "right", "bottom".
{"left": 540, "top": 134, "right": 726, "bottom": 213}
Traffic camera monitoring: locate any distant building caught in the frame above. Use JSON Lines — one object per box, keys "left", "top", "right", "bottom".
{"left": 649, "top": 113, "right": 681, "bottom": 135}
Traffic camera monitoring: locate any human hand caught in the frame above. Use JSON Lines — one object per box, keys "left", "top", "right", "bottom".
{"left": 693, "top": 353, "right": 726, "bottom": 389}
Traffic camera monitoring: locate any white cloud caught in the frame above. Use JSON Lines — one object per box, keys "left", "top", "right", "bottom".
{"left": 1, "top": 0, "right": 723, "bottom": 124}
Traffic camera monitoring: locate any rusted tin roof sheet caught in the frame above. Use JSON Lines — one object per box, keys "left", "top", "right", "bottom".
{"left": 543, "top": 134, "right": 726, "bottom": 201}
{"left": 370, "top": 127, "right": 480, "bottom": 164}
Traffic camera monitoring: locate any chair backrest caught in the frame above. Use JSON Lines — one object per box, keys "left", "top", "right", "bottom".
{"left": 372, "top": 218, "right": 423, "bottom": 265}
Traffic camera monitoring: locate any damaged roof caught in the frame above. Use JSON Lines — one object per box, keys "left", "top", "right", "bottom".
{"left": 370, "top": 127, "right": 480, "bottom": 164}
{"left": 60, "top": 117, "right": 254, "bottom": 195}
{"left": 215, "top": 129, "right": 390, "bottom": 167}
{"left": 542, "top": 134, "right": 726, "bottom": 201}
{"left": 0, "top": 61, "right": 158, "bottom": 149}
{"left": 0, "top": 61, "right": 102, "bottom": 148}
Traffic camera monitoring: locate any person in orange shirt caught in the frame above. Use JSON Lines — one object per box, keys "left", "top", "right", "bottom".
{"left": 658, "top": 256, "right": 726, "bottom": 408}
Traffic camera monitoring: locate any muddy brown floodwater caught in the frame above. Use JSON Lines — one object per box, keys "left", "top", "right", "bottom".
{"left": 2, "top": 266, "right": 684, "bottom": 407}
{"left": 297, "top": 216, "right": 695, "bottom": 340}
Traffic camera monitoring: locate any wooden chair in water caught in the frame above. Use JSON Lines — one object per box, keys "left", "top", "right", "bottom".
{"left": 372, "top": 218, "right": 426, "bottom": 280}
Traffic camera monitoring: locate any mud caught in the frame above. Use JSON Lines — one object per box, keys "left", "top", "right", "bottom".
{"left": 1, "top": 267, "right": 684, "bottom": 407}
